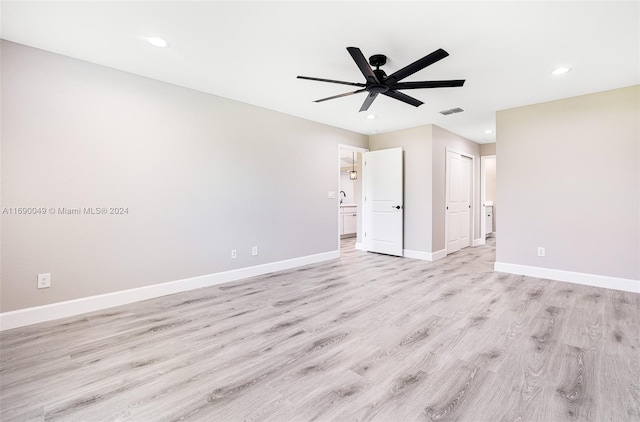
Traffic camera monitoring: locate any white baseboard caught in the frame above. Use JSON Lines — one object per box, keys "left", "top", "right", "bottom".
{"left": 403, "top": 249, "right": 446, "bottom": 262}
{"left": 494, "top": 262, "right": 640, "bottom": 293}
{"left": 355, "top": 242, "right": 364, "bottom": 251}
{"left": 473, "top": 237, "right": 485, "bottom": 246}
{"left": 403, "top": 249, "right": 430, "bottom": 260}
{"left": 0, "top": 250, "right": 339, "bottom": 331}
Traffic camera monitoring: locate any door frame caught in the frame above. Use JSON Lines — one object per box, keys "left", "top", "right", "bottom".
{"left": 338, "top": 144, "right": 369, "bottom": 252}
{"left": 444, "top": 148, "right": 476, "bottom": 255}
{"left": 480, "top": 154, "right": 496, "bottom": 244}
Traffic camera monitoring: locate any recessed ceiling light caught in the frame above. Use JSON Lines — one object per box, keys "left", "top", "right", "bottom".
{"left": 551, "top": 67, "right": 571, "bottom": 75}
{"left": 147, "top": 37, "right": 169, "bottom": 48}
{"left": 366, "top": 114, "right": 376, "bottom": 120}
{"left": 484, "top": 129, "right": 493, "bottom": 134}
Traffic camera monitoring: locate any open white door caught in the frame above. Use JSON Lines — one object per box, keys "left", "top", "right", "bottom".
{"left": 363, "top": 148, "right": 403, "bottom": 256}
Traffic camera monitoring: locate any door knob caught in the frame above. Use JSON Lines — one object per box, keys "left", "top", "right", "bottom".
{"left": 393, "top": 205, "right": 402, "bottom": 209}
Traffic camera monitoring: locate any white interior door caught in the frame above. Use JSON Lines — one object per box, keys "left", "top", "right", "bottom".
{"left": 363, "top": 148, "right": 403, "bottom": 256}
{"left": 446, "top": 151, "right": 472, "bottom": 254}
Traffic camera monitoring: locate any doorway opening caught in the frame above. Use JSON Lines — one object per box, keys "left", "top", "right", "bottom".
{"left": 338, "top": 145, "right": 367, "bottom": 254}
{"left": 480, "top": 155, "right": 497, "bottom": 243}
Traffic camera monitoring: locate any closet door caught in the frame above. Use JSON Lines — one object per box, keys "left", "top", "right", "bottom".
{"left": 446, "top": 151, "right": 472, "bottom": 254}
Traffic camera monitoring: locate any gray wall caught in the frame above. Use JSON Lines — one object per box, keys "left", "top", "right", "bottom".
{"left": 480, "top": 143, "right": 496, "bottom": 156}
{"left": 1, "top": 41, "right": 368, "bottom": 312}
{"left": 484, "top": 157, "right": 497, "bottom": 232}
{"left": 431, "top": 125, "right": 481, "bottom": 251}
{"left": 369, "top": 126, "right": 433, "bottom": 253}
{"left": 496, "top": 85, "right": 639, "bottom": 281}
{"left": 481, "top": 143, "right": 497, "bottom": 232}
{"left": 370, "top": 124, "right": 480, "bottom": 254}
{"left": 485, "top": 158, "right": 496, "bottom": 204}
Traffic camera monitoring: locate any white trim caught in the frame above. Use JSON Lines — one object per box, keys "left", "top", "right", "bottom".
{"left": 403, "top": 249, "right": 446, "bottom": 262}
{"left": 338, "top": 144, "right": 369, "bottom": 153}
{"left": 0, "top": 250, "right": 339, "bottom": 331}
{"left": 355, "top": 242, "right": 364, "bottom": 251}
{"left": 403, "top": 249, "right": 431, "bottom": 261}
{"left": 494, "top": 262, "right": 640, "bottom": 293}
{"left": 473, "top": 238, "right": 485, "bottom": 246}
{"left": 431, "top": 249, "right": 447, "bottom": 261}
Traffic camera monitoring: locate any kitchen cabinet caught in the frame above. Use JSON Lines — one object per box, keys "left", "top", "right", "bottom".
{"left": 343, "top": 212, "right": 357, "bottom": 235}
{"left": 486, "top": 205, "right": 493, "bottom": 234}
{"left": 340, "top": 205, "right": 357, "bottom": 237}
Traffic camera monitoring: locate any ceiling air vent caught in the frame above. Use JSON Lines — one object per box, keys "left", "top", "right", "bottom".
{"left": 439, "top": 107, "right": 465, "bottom": 116}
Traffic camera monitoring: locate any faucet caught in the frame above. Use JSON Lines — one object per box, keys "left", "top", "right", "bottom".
{"left": 340, "top": 190, "right": 346, "bottom": 204}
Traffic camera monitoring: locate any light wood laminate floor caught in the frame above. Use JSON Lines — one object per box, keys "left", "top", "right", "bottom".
{"left": 1, "top": 238, "right": 639, "bottom": 421}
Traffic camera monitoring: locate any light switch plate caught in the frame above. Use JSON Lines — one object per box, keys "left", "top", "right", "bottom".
{"left": 328, "top": 191, "right": 336, "bottom": 199}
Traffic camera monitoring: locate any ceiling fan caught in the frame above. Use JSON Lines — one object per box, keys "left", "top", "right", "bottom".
{"left": 297, "top": 47, "right": 465, "bottom": 112}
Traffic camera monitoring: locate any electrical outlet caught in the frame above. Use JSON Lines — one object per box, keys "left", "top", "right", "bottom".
{"left": 231, "top": 249, "right": 237, "bottom": 259}
{"left": 252, "top": 246, "right": 258, "bottom": 256}
{"left": 37, "top": 273, "right": 51, "bottom": 289}
{"left": 537, "top": 247, "right": 546, "bottom": 257}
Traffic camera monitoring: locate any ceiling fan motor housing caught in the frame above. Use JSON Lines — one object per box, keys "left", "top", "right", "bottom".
{"left": 369, "top": 54, "right": 387, "bottom": 67}
{"left": 373, "top": 69, "right": 387, "bottom": 81}
{"left": 368, "top": 83, "right": 389, "bottom": 94}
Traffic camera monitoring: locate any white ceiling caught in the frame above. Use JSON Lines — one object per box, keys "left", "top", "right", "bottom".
{"left": 2, "top": 1, "right": 638, "bottom": 144}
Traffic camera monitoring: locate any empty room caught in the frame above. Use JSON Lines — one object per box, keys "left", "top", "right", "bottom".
{"left": 1, "top": 1, "right": 638, "bottom": 421}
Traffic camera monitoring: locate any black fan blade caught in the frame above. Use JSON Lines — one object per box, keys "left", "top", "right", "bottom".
{"left": 385, "top": 49, "right": 449, "bottom": 85}
{"left": 297, "top": 76, "right": 365, "bottom": 88}
{"left": 347, "top": 47, "right": 380, "bottom": 84}
{"left": 390, "top": 80, "right": 465, "bottom": 90}
{"left": 359, "top": 92, "right": 379, "bottom": 112}
{"left": 314, "top": 89, "right": 366, "bottom": 103}
{"left": 382, "top": 90, "right": 423, "bottom": 107}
